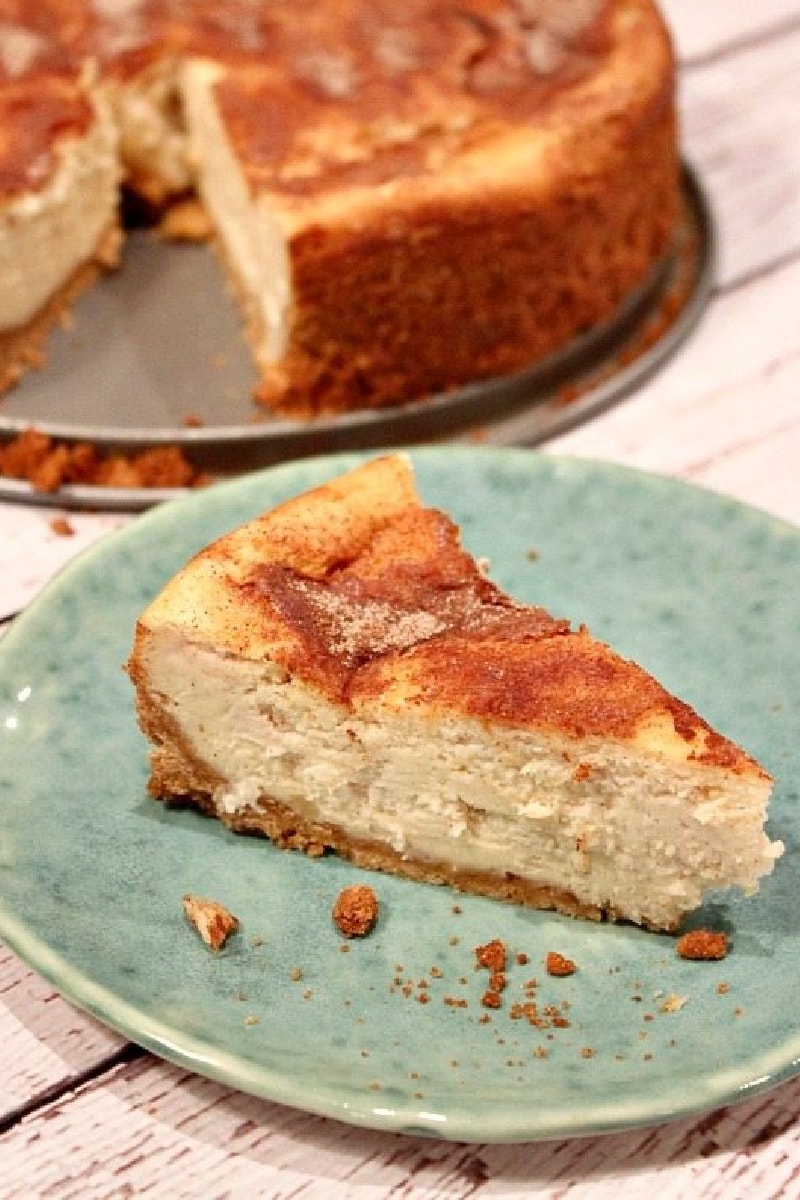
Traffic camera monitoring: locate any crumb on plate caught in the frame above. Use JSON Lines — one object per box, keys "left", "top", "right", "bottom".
{"left": 546, "top": 951, "right": 577, "bottom": 977}
{"left": 182, "top": 893, "right": 240, "bottom": 951}
{"left": 676, "top": 930, "right": 729, "bottom": 961}
{"left": 332, "top": 884, "right": 379, "bottom": 938}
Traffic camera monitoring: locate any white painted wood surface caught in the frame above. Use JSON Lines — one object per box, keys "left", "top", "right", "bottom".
{"left": 1, "top": 3, "right": 799, "bottom": 1194}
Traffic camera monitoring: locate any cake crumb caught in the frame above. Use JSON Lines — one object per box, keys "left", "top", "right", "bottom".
{"left": 332, "top": 884, "right": 379, "bottom": 937}
{"left": 49, "top": 515, "right": 75, "bottom": 536}
{"left": 157, "top": 197, "right": 213, "bottom": 242}
{"left": 182, "top": 894, "right": 239, "bottom": 951}
{"left": 546, "top": 951, "right": 577, "bottom": 977}
{"left": 676, "top": 930, "right": 729, "bottom": 961}
{"left": 475, "top": 939, "right": 507, "bottom": 973}
{"left": 660, "top": 993, "right": 687, "bottom": 1014}
{"left": 717, "top": 981, "right": 730, "bottom": 995}
{"left": 0, "top": 428, "right": 209, "bottom": 492}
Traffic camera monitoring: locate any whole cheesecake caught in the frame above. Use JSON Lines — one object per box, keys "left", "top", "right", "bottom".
{"left": 127, "top": 455, "right": 782, "bottom": 932}
{"left": 0, "top": 0, "right": 680, "bottom": 416}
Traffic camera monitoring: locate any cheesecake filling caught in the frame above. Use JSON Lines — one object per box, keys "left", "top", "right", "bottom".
{"left": 105, "top": 57, "right": 194, "bottom": 203}
{"left": 180, "top": 59, "right": 290, "bottom": 362}
{"left": 0, "top": 91, "right": 120, "bottom": 331}
{"left": 145, "top": 635, "right": 781, "bottom": 929}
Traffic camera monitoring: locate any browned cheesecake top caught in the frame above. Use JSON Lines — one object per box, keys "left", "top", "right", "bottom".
{"left": 135, "top": 457, "right": 767, "bottom": 780}
{"left": 0, "top": 74, "right": 93, "bottom": 199}
{"left": 246, "top": 506, "right": 568, "bottom": 682}
{"left": 234, "top": 502, "right": 758, "bottom": 773}
{"left": 207, "top": 0, "right": 619, "bottom": 195}
{"left": 0, "top": 0, "right": 671, "bottom": 199}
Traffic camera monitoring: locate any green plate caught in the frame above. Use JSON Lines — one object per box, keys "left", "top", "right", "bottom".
{"left": 0, "top": 447, "right": 797, "bottom": 1142}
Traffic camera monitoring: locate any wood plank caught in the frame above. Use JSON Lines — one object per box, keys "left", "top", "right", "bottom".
{"left": 0, "top": 946, "right": 125, "bottom": 1122}
{"left": 677, "top": 23, "right": 800, "bottom": 288}
{"left": 0, "top": 504, "right": 128, "bottom": 621}
{"left": 1, "top": 1054, "right": 800, "bottom": 1198}
{"left": 548, "top": 256, "right": 800, "bottom": 526}
{"left": 661, "top": 0, "right": 800, "bottom": 63}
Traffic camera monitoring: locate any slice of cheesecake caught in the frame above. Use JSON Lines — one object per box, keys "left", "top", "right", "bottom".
{"left": 0, "top": 67, "right": 121, "bottom": 390}
{"left": 127, "top": 455, "right": 781, "bottom": 931}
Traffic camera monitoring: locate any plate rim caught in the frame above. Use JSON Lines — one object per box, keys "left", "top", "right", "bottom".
{"left": 1, "top": 445, "right": 798, "bottom": 1143}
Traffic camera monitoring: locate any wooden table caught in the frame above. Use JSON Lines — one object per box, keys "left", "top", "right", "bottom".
{"left": 2, "top": 4, "right": 799, "bottom": 1194}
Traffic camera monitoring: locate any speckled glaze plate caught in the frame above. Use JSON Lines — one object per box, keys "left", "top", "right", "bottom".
{"left": 0, "top": 448, "right": 797, "bottom": 1142}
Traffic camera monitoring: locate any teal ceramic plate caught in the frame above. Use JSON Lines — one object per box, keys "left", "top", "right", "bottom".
{"left": 0, "top": 448, "right": 797, "bottom": 1142}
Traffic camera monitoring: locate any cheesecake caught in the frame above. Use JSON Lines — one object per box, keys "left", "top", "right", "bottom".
{"left": 0, "top": 0, "right": 680, "bottom": 417}
{"left": 127, "top": 455, "right": 782, "bottom": 932}
{"left": 0, "top": 68, "right": 121, "bottom": 392}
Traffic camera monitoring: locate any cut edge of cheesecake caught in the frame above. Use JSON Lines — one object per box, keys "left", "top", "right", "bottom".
{"left": 178, "top": 0, "right": 680, "bottom": 415}
{"left": 127, "top": 454, "right": 782, "bottom": 932}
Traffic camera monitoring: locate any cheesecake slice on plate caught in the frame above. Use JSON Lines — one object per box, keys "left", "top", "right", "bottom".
{"left": 127, "top": 455, "right": 781, "bottom": 931}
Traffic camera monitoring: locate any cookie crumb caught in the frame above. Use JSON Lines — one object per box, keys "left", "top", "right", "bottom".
{"left": 546, "top": 951, "right": 577, "bottom": 977}
{"left": 49, "top": 515, "right": 75, "bottom": 536}
{"left": 182, "top": 894, "right": 239, "bottom": 951}
{"left": 332, "top": 884, "right": 379, "bottom": 937}
{"left": 157, "top": 197, "right": 213, "bottom": 242}
{"left": 475, "top": 939, "right": 507, "bottom": 973}
{"left": 676, "top": 930, "right": 729, "bottom": 961}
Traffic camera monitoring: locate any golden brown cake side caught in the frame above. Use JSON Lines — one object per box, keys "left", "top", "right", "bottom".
{"left": 127, "top": 456, "right": 780, "bottom": 931}
{"left": 187, "top": 0, "right": 681, "bottom": 414}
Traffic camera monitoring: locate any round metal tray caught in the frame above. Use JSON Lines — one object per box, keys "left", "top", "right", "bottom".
{"left": 0, "top": 166, "right": 713, "bottom": 511}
